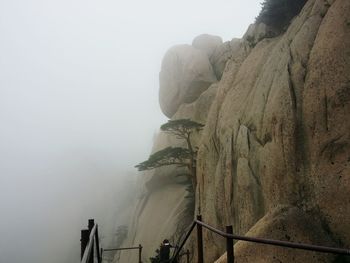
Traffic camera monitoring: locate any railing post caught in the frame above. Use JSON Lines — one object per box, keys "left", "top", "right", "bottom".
{"left": 88, "top": 219, "right": 94, "bottom": 263}
{"left": 81, "top": 229, "right": 90, "bottom": 260}
{"left": 226, "top": 225, "right": 234, "bottom": 263}
{"left": 138, "top": 244, "right": 142, "bottom": 263}
{"left": 186, "top": 249, "right": 190, "bottom": 263}
{"left": 88, "top": 219, "right": 95, "bottom": 230}
{"left": 197, "top": 215, "right": 204, "bottom": 263}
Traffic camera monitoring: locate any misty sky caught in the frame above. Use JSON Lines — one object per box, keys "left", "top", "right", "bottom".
{"left": 0, "top": 1, "right": 261, "bottom": 263}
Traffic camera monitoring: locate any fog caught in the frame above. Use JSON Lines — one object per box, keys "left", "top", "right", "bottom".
{"left": 0, "top": 1, "right": 261, "bottom": 262}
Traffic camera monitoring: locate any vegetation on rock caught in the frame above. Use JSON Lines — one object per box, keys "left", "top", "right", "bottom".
{"left": 135, "top": 146, "right": 191, "bottom": 170}
{"left": 160, "top": 119, "right": 204, "bottom": 158}
{"left": 256, "top": 0, "right": 307, "bottom": 31}
{"left": 135, "top": 119, "right": 204, "bottom": 187}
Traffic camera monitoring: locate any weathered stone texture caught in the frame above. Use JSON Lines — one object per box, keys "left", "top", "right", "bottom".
{"left": 192, "top": 34, "right": 223, "bottom": 58}
{"left": 159, "top": 44, "right": 217, "bottom": 118}
{"left": 195, "top": 0, "right": 350, "bottom": 261}
{"left": 116, "top": 83, "right": 217, "bottom": 263}
{"left": 215, "top": 206, "right": 338, "bottom": 263}
{"left": 118, "top": 0, "right": 350, "bottom": 262}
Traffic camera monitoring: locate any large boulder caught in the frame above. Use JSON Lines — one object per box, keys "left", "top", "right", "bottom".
{"left": 192, "top": 34, "right": 223, "bottom": 58}
{"left": 159, "top": 45, "right": 217, "bottom": 118}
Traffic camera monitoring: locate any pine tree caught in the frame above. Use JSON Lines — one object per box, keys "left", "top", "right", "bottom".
{"left": 135, "top": 119, "right": 204, "bottom": 188}
{"left": 256, "top": 0, "right": 307, "bottom": 31}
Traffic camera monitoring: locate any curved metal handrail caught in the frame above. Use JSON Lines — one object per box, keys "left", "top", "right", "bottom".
{"left": 171, "top": 215, "right": 350, "bottom": 263}
{"left": 171, "top": 221, "right": 196, "bottom": 261}
{"left": 102, "top": 244, "right": 143, "bottom": 263}
{"left": 195, "top": 219, "right": 350, "bottom": 255}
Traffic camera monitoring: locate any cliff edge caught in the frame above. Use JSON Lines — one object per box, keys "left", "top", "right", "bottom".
{"left": 116, "top": 0, "right": 350, "bottom": 262}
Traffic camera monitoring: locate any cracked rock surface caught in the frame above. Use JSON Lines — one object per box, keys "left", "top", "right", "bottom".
{"left": 116, "top": 0, "right": 350, "bottom": 262}
{"left": 194, "top": 0, "right": 350, "bottom": 261}
{"left": 159, "top": 44, "right": 217, "bottom": 118}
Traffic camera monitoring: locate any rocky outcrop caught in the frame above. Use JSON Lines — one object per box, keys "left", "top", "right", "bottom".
{"left": 209, "top": 39, "right": 251, "bottom": 81}
{"left": 303, "top": 0, "right": 350, "bottom": 247}
{"left": 192, "top": 34, "right": 223, "bottom": 58}
{"left": 115, "top": 131, "right": 192, "bottom": 263}
{"left": 243, "top": 22, "right": 277, "bottom": 46}
{"left": 214, "top": 206, "right": 338, "bottom": 263}
{"left": 195, "top": 0, "right": 350, "bottom": 261}
{"left": 118, "top": 0, "right": 350, "bottom": 262}
{"left": 116, "top": 85, "right": 217, "bottom": 263}
{"left": 159, "top": 45, "right": 217, "bottom": 118}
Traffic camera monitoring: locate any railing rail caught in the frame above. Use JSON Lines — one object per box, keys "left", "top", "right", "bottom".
{"left": 102, "top": 244, "right": 143, "bottom": 263}
{"left": 172, "top": 221, "right": 196, "bottom": 261}
{"left": 80, "top": 219, "right": 143, "bottom": 263}
{"left": 80, "top": 216, "right": 350, "bottom": 263}
{"left": 171, "top": 215, "right": 350, "bottom": 263}
{"left": 178, "top": 249, "right": 190, "bottom": 263}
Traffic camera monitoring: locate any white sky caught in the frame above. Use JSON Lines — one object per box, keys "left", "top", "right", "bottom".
{"left": 0, "top": 1, "right": 262, "bottom": 263}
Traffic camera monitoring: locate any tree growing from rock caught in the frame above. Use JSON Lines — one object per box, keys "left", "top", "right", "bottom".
{"left": 256, "top": 0, "right": 307, "bottom": 31}
{"left": 135, "top": 146, "right": 191, "bottom": 170}
{"left": 135, "top": 119, "right": 204, "bottom": 188}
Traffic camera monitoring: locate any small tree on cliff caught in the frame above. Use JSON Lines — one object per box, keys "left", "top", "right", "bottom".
{"left": 256, "top": 0, "right": 307, "bottom": 31}
{"left": 135, "top": 119, "right": 204, "bottom": 187}
{"left": 135, "top": 146, "right": 191, "bottom": 171}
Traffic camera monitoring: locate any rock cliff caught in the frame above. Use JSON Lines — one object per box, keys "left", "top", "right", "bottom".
{"left": 116, "top": 84, "right": 217, "bottom": 262}
{"left": 116, "top": 0, "right": 350, "bottom": 262}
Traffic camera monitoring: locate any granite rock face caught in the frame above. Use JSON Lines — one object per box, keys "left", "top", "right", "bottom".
{"left": 115, "top": 131, "right": 193, "bottom": 263}
{"left": 118, "top": 0, "right": 350, "bottom": 262}
{"left": 159, "top": 44, "right": 217, "bottom": 118}
{"left": 302, "top": 0, "right": 350, "bottom": 241}
{"left": 116, "top": 86, "right": 217, "bottom": 263}
{"left": 243, "top": 22, "right": 277, "bottom": 46}
{"left": 215, "top": 206, "right": 338, "bottom": 263}
{"left": 192, "top": 34, "right": 223, "bottom": 58}
{"left": 195, "top": 0, "right": 350, "bottom": 261}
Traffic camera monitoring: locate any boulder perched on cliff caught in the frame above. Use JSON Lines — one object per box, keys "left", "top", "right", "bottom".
{"left": 159, "top": 45, "right": 217, "bottom": 117}
{"left": 192, "top": 34, "right": 223, "bottom": 58}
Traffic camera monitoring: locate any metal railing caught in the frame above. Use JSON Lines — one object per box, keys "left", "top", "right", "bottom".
{"left": 178, "top": 249, "right": 190, "bottom": 263}
{"left": 80, "top": 219, "right": 143, "bottom": 263}
{"left": 171, "top": 215, "right": 350, "bottom": 263}
{"left": 102, "top": 244, "right": 143, "bottom": 263}
{"left": 81, "top": 219, "right": 102, "bottom": 263}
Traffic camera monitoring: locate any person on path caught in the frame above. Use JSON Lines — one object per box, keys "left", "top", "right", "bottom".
{"left": 159, "top": 239, "right": 171, "bottom": 262}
